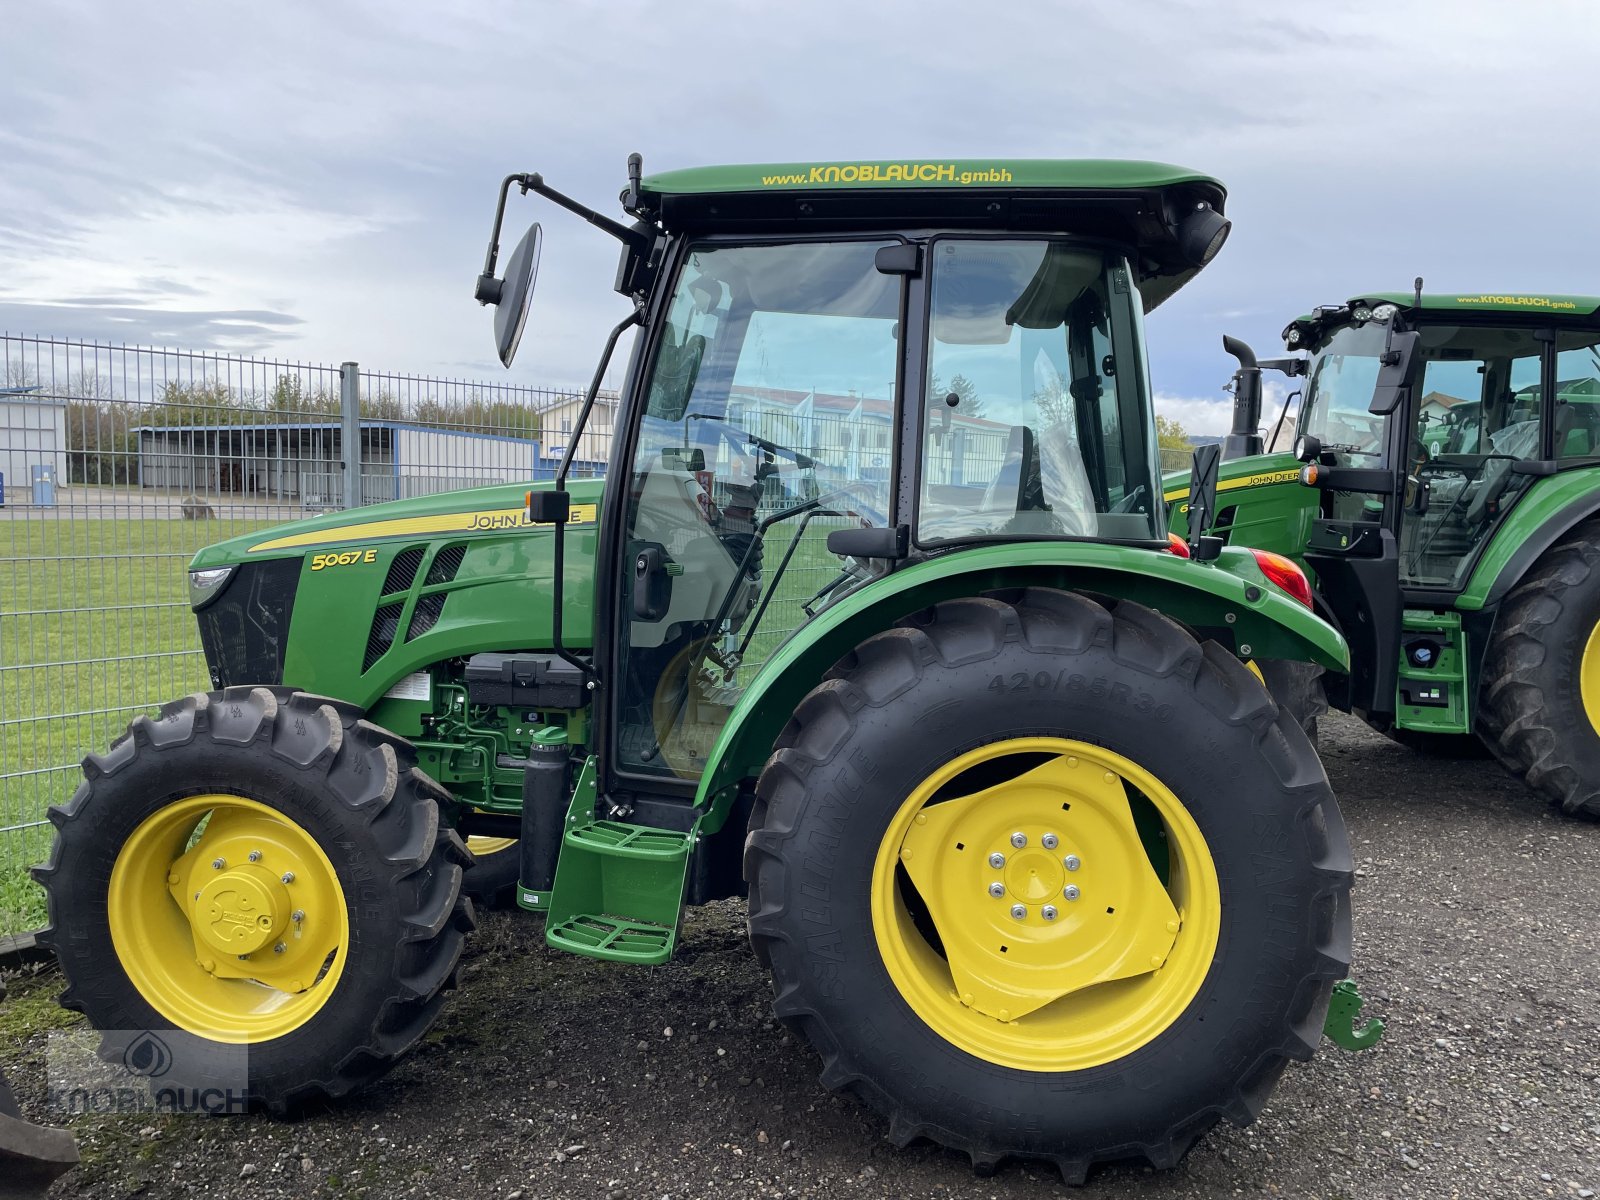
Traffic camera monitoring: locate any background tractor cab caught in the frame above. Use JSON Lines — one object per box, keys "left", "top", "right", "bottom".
{"left": 1168, "top": 286, "right": 1600, "bottom": 816}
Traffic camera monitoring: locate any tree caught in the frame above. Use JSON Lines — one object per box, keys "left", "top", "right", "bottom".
{"left": 929, "top": 371, "right": 986, "bottom": 419}
{"left": 1155, "top": 414, "right": 1191, "bottom": 453}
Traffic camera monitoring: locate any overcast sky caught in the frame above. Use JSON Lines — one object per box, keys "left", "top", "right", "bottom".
{"left": 4, "top": 1, "right": 1598, "bottom": 433}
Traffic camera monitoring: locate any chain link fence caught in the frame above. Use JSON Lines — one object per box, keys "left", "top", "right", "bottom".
{"left": 0, "top": 332, "right": 600, "bottom": 932}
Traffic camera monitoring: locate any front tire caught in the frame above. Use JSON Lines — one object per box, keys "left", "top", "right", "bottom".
{"left": 745, "top": 589, "right": 1351, "bottom": 1179}
{"left": 34, "top": 687, "right": 475, "bottom": 1112}
{"left": 1480, "top": 520, "right": 1600, "bottom": 817}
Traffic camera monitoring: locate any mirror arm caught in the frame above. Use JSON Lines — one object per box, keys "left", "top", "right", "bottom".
{"left": 524, "top": 173, "right": 652, "bottom": 257}
{"left": 475, "top": 173, "right": 529, "bottom": 304}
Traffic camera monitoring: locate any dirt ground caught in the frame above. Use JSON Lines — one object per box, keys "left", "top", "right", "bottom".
{"left": 3, "top": 713, "right": 1597, "bottom": 1200}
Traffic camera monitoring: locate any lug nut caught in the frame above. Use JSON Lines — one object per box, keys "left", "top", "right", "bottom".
{"left": 273, "top": 942, "right": 287, "bottom": 954}
{"left": 988, "top": 852, "right": 1006, "bottom": 869}
{"left": 291, "top": 909, "right": 305, "bottom": 922}
{"left": 1009, "top": 904, "right": 1027, "bottom": 920}
{"left": 987, "top": 882, "right": 1006, "bottom": 898}
{"left": 1064, "top": 885, "right": 1081, "bottom": 901}
{"left": 211, "top": 858, "right": 225, "bottom": 870}
{"left": 1042, "top": 905, "right": 1058, "bottom": 921}
{"left": 1009, "top": 832, "right": 1027, "bottom": 849}
{"left": 1064, "top": 855, "right": 1081, "bottom": 872}
{"left": 1041, "top": 833, "right": 1059, "bottom": 850}
{"left": 248, "top": 849, "right": 262, "bottom": 862}
{"left": 280, "top": 872, "right": 295, "bottom": 884}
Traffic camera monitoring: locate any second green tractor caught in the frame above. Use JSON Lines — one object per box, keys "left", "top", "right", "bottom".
{"left": 1170, "top": 288, "right": 1600, "bottom": 817}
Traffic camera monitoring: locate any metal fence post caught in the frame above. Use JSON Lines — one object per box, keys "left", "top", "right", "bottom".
{"left": 340, "top": 361, "right": 360, "bottom": 510}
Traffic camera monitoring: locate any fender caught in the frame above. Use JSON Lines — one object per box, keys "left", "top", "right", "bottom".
{"left": 694, "top": 540, "right": 1348, "bottom": 831}
{"left": 1458, "top": 471, "right": 1600, "bottom": 611}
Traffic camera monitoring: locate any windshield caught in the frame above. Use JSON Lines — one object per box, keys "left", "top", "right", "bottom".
{"left": 616, "top": 239, "right": 899, "bottom": 778}
{"left": 1299, "top": 321, "right": 1391, "bottom": 467}
{"left": 917, "top": 240, "right": 1161, "bottom": 543}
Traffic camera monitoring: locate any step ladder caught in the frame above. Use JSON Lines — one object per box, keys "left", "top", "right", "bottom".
{"left": 543, "top": 757, "right": 699, "bottom": 965}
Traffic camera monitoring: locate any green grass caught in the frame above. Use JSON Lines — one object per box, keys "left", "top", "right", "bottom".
{"left": 0, "top": 514, "right": 271, "bottom": 931}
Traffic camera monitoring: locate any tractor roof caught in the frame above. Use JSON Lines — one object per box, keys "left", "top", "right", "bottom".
{"left": 634, "top": 159, "right": 1226, "bottom": 310}
{"left": 1280, "top": 291, "right": 1600, "bottom": 342}
{"left": 1285, "top": 290, "right": 1600, "bottom": 348}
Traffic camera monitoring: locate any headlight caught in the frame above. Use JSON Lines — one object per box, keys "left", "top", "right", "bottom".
{"left": 1352, "top": 306, "right": 1374, "bottom": 322}
{"left": 1371, "top": 303, "right": 1399, "bottom": 321}
{"left": 1286, "top": 328, "right": 1301, "bottom": 346}
{"left": 189, "top": 566, "right": 237, "bottom": 610}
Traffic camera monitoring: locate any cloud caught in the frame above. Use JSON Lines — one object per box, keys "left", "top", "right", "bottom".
{"left": 0, "top": 0, "right": 1597, "bottom": 400}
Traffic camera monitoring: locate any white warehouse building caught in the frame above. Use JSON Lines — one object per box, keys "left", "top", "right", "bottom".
{"left": 135, "top": 420, "right": 542, "bottom": 507}
{"left": 0, "top": 387, "right": 68, "bottom": 506}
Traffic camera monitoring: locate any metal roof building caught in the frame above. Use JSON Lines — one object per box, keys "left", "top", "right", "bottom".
{"left": 135, "top": 420, "right": 605, "bottom": 508}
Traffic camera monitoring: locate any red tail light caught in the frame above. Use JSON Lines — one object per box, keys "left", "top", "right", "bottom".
{"left": 1251, "top": 549, "right": 1313, "bottom": 608}
{"left": 1166, "top": 532, "right": 1191, "bottom": 558}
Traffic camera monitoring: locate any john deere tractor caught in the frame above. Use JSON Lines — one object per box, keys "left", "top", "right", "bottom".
{"left": 1169, "top": 287, "right": 1600, "bottom": 817}
{"left": 37, "top": 157, "right": 1373, "bottom": 1178}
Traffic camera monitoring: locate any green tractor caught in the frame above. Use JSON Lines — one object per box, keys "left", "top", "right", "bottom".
{"left": 1168, "top": 287, "right": 1600, "bottom": 815}
{"left": 36, "top": 157, "right": 1374, "bottom": 1178}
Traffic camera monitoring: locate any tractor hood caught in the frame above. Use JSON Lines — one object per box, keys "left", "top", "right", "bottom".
{"left": 186, "top": 477, "right": 607, "bottom": 710}
{"left": 189, "top": 478, "right": 607, "bottom": 570}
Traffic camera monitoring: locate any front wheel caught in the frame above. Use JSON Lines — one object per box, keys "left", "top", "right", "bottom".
{"left": 1480, "top": 520, "right": 1600, "bottom": 817}
{"left": 745, "top": 589, "right": 1352, "bottom": 1179}
{"left": 34, "top": 687, "right": 475, "bottom": 1112}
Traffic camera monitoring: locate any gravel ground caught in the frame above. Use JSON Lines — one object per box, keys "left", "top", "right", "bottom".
{"left": 3, "top": 712, "right": 1597, "bottom": 1199}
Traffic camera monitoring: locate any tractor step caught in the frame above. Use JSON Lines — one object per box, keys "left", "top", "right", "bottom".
{"left": 543, "top": 756, "right": 699, "bottom": 965}
{"left": 546, "top": 913, "right": 677, "bottom": 964}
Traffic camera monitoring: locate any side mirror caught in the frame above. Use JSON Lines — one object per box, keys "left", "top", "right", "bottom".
{"left": 1368, "top": 329, "right": 1418, "bottom": 416}
{"left": 477, "top": 222, "right": 542, "bottom": 367}
{"left": 1185, "top": 442, "right": 1224, "bottom": 562}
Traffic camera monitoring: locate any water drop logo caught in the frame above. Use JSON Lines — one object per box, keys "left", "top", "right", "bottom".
{"left": 122, "top": 1031, "right": 173, "bottom": 1078}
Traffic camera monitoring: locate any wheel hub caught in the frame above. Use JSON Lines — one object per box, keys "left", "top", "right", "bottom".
{"left": 895, "top": 749, "right": 1183, "bottom": 1023}
{"left": 192, "top": 867, "right": 287, "bottom": 956}
{"left": 1001, "top": 844, "right": 1064, "bottom": 904}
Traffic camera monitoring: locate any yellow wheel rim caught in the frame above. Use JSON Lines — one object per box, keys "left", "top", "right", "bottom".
{"left": 1583, "top": 618, "right": 1600, "bottom": 736}
{"left": 108, "top": 794, "right": 348, "bottom": 1043}
{"left": 467, "top": 835, "right": 517, "bottom": 857}
{"left": 870, "top": 738, "right": 1221, "bottom": 1072}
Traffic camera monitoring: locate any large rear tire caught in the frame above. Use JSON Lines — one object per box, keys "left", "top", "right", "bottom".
{"left": 745, "top": 589, "right": 1352, "bottom": 1180}
{"left": 1480, "top": 520, "right": 1600, "bottom": 817}
{"left": 34, "top": 687, "right": 475, "bottom": 1113}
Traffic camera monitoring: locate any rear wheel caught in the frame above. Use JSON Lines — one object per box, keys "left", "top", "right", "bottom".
{"left": 461, "top": 833, "right": 521, "bottom": 907}
{"left": 745, "top": 589, "right": 1352, "bottom": 1179}
{"left": 34, "top": 687, "right": 475, "bottom": 1112}
{"left": 1480, "top": 520, "right": 1600, "bottom": 817}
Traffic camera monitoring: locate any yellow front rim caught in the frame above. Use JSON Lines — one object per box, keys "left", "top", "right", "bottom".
{"left": 467, "top": 835, "right": 517, "bottom": 857}
{"left": 1582, "top": 619, "right": 1600, "bottom": 736}
{"left": 108, "top": 794, "right": 349, "bottom": 1043}
{"left": 871, "top": 738, "right": 1221, "bottom": 1072}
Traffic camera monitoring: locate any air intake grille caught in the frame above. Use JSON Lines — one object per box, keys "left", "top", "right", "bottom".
{"left": 407, "top": 593, "right": 448, "bottom": 641}
{"left": 364, "top": 603, "right": 405, "bottom": 671}
{"left": 425, "top": 544, "right": 466, "bottom": 586}
{"left": 381, "top": 547, "right": 426, "bottom": 596}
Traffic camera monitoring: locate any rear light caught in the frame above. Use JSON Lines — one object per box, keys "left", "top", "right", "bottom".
{"left": 1251, "top": 549, "right": 1313, "bottom": 608}
{"left": 1166, "top": 532, "right": 1191, "bottom": 558}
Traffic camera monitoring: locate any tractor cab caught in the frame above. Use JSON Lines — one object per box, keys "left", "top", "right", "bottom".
{"left": 1284, "top": 295, "right": 1600, "bottom": 592}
